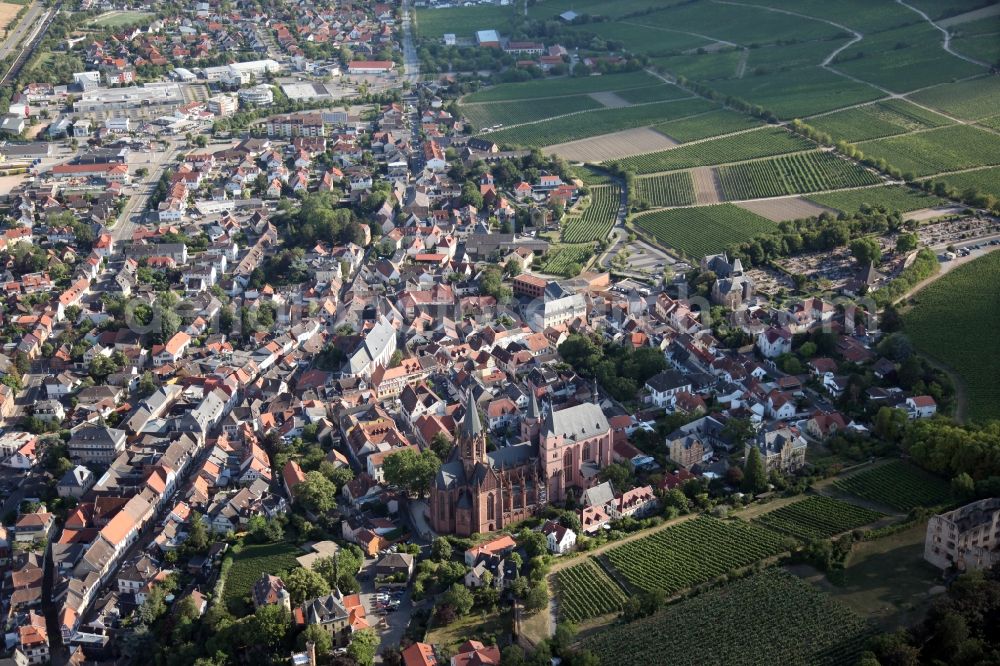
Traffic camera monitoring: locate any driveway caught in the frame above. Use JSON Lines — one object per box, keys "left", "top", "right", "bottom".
{"left": 357, "top": 558, "right": 417, "bottom": 663}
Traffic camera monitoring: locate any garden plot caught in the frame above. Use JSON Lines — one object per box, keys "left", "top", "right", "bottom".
{"left": 546, "top": 127, "right": 678, "bottom": 162}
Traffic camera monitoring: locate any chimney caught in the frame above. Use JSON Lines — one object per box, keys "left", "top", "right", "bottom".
{"left": 307, "top": 641, "right": 317, "bottom": 666}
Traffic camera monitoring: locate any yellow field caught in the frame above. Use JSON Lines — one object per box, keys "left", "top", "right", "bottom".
{"left": 0, "top": 2, "right": 22, "bottom": 32}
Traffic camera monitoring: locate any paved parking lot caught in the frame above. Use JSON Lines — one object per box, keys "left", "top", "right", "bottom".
{"left": 358, "top": 558, "right": 416, "bottom": 663}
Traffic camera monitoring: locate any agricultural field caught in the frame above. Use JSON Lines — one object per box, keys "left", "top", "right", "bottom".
{"left": 89, "top": 10, "right": 154, "bottom": 28}
{"left": 414, "top": 4, "right": 513, "bottom": 40}
{"left": 833, "top": 461, "right": 953, "bottom": 511}
{"left": 633, "top": 204, "right": 775, "bottom": 258}
{"left": 555, "top": 559, "right": 628, "bottom": 623}
{"left": 612, "top": 84, "right": 689, "bottom": 104}
{"left": 562, "top": 185, "right": 620, "bottom": 243}
{"left": 710, "top": 66, "right": 884, "bottom": 119}
{"left": 633, "top": 172, "right": 696, "bottom": 208}
{"left": 834, "top": 22, "right": 985, "bottom": 92}
{"left": 717, "top": 151, "right": 882, "bottom": 200}
{"left": 574, "top": 21, "right": 713, "bottom": 57}
{"left": 611, "top": 127, "right": 813, "bottom": 175}
{"left": 933, "top": 166, "right": 1000, "bottom": 200}
{"left": 653, "top": 108, "right": 764, "bottom": 142}
{"left": 908, "top": 75, "right": 1000, "bottom": 121}
{"left": 571, "top": 164, "right": 615, "bottom": 186}
{"left": 754, "top": 495, "right": 885, "bottom": 541}
{"left": 736, "top": 197, "right": 836, "bottom": 222}
{"left": 483, "top": 98, "right": 714, "bottom": 148}
{"left": 579, "top": 568, "right": 875, "bottom": 666}
{"left": 463, "top": 71, "right": 661, "bottom": 103}
{"left": 808, "top": 185, "right": 946, "bottom": 214}
{"left": 223, "top": 542, "right": 301, "bottom": 613}
{"left": 856, "top": 124, "right": 1000, "bottom": 177}
{"left": 808, "top": 100, "right": 953, "bottom": 142}
{"left": 540, "top": 244, "right": 594, "bottom": 276}
{"left": 902, "top": 251, "right": 1000, "bottom": 423}
{"left": 652, "top": 48, "right": 745, "bottom": 82}
{"left": 603, "top": 516, "right": 787, "bottom": 595}
{"left": 528, "top": 0, "right": 675, "bottom": 20}
{"left": 459, "top": 95, "right": 602, "bottom": 130}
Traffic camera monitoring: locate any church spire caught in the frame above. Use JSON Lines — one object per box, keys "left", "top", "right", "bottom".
{"left": 527, "top": 390, "right": 540, "bottom": 420}
{"left": 463, "top": 390, "right": 483, "bottom": 439}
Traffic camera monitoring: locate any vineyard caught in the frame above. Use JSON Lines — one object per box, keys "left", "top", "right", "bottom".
{"left": 571, "top": 164, "right": 614, "bottom": 186}
{"left": 562, "top": 185, "right": 620, "bottom": 243}
{"left": 540, "top": 244, "right": 593, "bottom": 276}
{"left": 462, "top": 70, "right": 660, "bottom": 103}
{"left": 610, "top": 127, "right": 813, "bottom": 174}
{"left": 613, "top": 83, "right": 689, "bottom": 104}
{"left": 579, "top": 568, "right": 876, "bottom": 666}
{"left": 555, "top": 559, "right": 628, "bottom": 623}
{"left": 633, "top": 172, "right": 696, "bottom": 208}
{"left": 223, "top": 542, "right": 301, "bottom": 613}
{"left": 856, "top": 124, "right": 1000, "bottom": 177}
{"left": 653, "top": 108, "right": 763, "bottom": 142}
{"left": 481, "top": 98, "right": 714, "bottom": 147}
{"left": 908, "top": 75, "right": 1000, "bottom": 121}
{"left": 834, "top": 461, "right": 952, "bottom": 511}
{"left": 603, "top": 516, "right": 787, "bottom": 595}
{"left": 755, "top": 495, "right": 885, "bottom": 541}
{"left": 459, "top": 95, "right": 602, "bottom": 130}
{"left": 717, "top": 151, "right": 882, "bottom": 200}
{"left": 809, "top": 100, "right": 952, "bottom": 142}
{"left": 633, "top": 204, "right": 775, "bottom": 258}
{"left": 932, "top": 166, "right": 1000, "bottom": 200}
{"left": 808, "top": 185, "right": 945, "bottom": 214}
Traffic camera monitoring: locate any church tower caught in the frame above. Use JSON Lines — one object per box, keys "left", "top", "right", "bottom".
{"left": 460, "top": 391, "right": 488, "bottom": 478}
{"left": 521, "top": 390, "right": 542, "bottom": 443}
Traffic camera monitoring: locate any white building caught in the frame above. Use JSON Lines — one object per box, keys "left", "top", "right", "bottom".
{"left": 238, "top": 84, "right": 275, "bottom": 106}
{"left": 73, "top": 82, "right": 185, "bottom": 114}
{"left": 207, "top": 94, "right": 238, "bottom": 117}
{"left": 531, "top": 293, "right": 586, "bottom": 332}
{"left": 105, "top": 117, "right": 131, "bottom": 133}
{"left": 73, "top": 71, "right": 101, "bottom": 91}
{"left": 201, "top": 59, "right": 281, "bottom": 85}
{"left": 925, "top": 498, "right": 1000, "bottom": 572}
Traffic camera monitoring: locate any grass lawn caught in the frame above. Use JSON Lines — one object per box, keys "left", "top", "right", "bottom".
{"left": 415, "top": 5, "right": 514, "bottom": 40}
{"left": 223, "top": 542, "right": 301, "bottom": 614}
{"left": 425, "top": 609, "right": 512, "bottom": 654}
{"left": 791, "top": 521, "right": 943, "bottom": 630}
{"left": 90, "top": 11, "right": 154, "bottom": 28}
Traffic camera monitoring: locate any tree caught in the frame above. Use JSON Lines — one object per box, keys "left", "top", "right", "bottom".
{"left": 441, "top": 583, "right": 474, "bottom": 616}
{"left": 253, "top": 604, "right": 291, "bottom": 649}
{"left": 284, "top": 568, "right": 330, "bottom": 604}
{"left": 524, "top": 581, "right": 549, "bottom": 613}
{"left": 296, "top": 623, "right": 332, "bottom": 655}
{"left": 347, "top": 628, "right": 379, "bottom": 666}
{"left": 382, "top": 448, "right": 441, "bottom": 497}
{"left": 598, "top": 462, "right": 631, "bottom": 491}
{"left": 850, "top": 237, "right": 882, "bottom": 266}
{"left": 504, "top": 257, "right": 523, "bottom": 277}
{"left": 429, "top": 433, "right": 453, "bottom": 461}
{"left": 896, "top": 232, "right": 919, "bottom": 253}
{"left": 295, "top": 471, "right": 338, "bottom": 513}
{"left": 951, "top": 472, "right": 975, "bottom": 501}
{"left": 186, "top": 512, "right": 209, "bottom": 552}
{"left": 431, "top": 537, "right": 452, "bottom": 562}
{"left": 743, "top": 446, "right": 767, "bottom": 494}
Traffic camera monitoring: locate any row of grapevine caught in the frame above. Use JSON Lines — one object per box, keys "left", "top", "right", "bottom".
{"left": 579, "top": 568, "right": 876, "bottom": 666}
{"left": 562, "top": 185, "right": 620, "bottom": 243}
{"left": 834, "top": 461, "right": 952, "bottom": 511}
{"left": 610, "top": 127, "right": 813, "bottom": 174}
{"left": 555, "top": 559, "right": 628, "bottom": 623}
{"left": 717, "top": 150, "right": 881, "bottom": 200}
{"left": 603, "top": 516, "right": 786, "bottom": 595}
{"left": 754, "top": 495, "right": 885, "bottom": 541}
{"left": 633, "top": 172, "right": 696, "bottom": 208}
{"left": 632, "top": 204, "right": 775, "bottom": 259}
{"left": 540, "top": 245, "right": 593, "bottom": 276}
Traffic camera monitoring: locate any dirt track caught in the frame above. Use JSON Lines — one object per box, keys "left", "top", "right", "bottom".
{"left": 545, "top": 127, "right": 678, "bottom": 162}
{"left": 692, "top": 167, "right": 722, "bottom": 204}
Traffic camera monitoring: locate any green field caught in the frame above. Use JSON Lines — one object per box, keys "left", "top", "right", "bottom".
{"left": 643, "top": 1, "right": 843, "bottom": 46}
{"left": 611, "top": 127, "right": 813, "bottom": 174}
{"left": 653, "top": 109, "right": 764, "bottom": 142}
{"left": 808, "top": 100, "right": 953, "bottom": 142}
{"left": 482, "top": 98, "right": 714, "bottom": 147}
{"left": 603, "top": 516, "right": 786, "bottom": 594}
{"left": 463, "top": 71, "right": 662, "bottom": 103}
{"left": 717, "top": 151, "right": 882, "bottom": 200}
{"left": 833, "top": 461, "right": 953, "bottom": 511}
{"left": 808, "top": 185, "right": 946, "bottom": 214}
{"left": 857, "top": 124, "right": 1000, "bottom": 177}
{"left": 755, "top": 495, "right": 885, "bottom": 541}
{"left": 571, "top": 164, "right": 615, "bottom": 186}
{"left": 835, "top": 22, "right": 986, "bottom": 92}
{"left": 459, "top": 95, "right": 602, "bottom": 130}
{"left": 580, "top": 568, "right": 875, "bottom": 666}
{"left": 633, "top": 172, "right": 696, "bottom": 208}
{"left": 908, "top": 76, "right": 1000, "bottom": 121}
{"left": 574, "top": 21, "right": 714, "bottom": 56}
{"left": 634, "top": 204, "right": 775, "bottom": 258}
{"left": 562, "top": 185, "right": 620, "bottom": 243}
{"left": 223, "top": 542, "right": 301, "bottom": 613}
{"left": 711, "top": 67, "right": 884, "bottom": 119}
{"left": 555, "top": 559, "right": 628, "bottom": 623}
{"left": 90, "top": 10, "right": 154, "bottom": 28}
{"left": 414, "top": 5, "right": 514, "bottom": 40}
{"left": 902, "top": 251, "right": 1000, "bottom": 423}
{"left": 540, "top": 244, "right": 594, "bottom": 276}
{"left": 934, "top": 166, "right": 1000, "bottom": 200}
{"left": 613, "top": 83, "right": 691, "bottom": 104}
